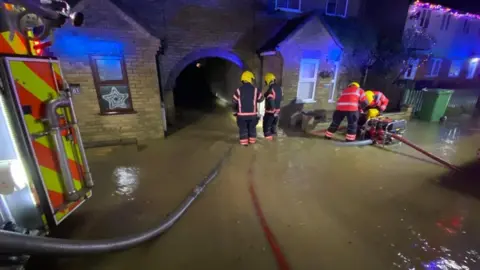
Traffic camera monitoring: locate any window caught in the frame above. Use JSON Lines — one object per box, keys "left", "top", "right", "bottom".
{"left": 403, "top": 58, "right": 419, "bottom": 80}
{"left": 463, "top": 19, "right": 470, "bottom": 34}
{"left": 448, "top": 60, "right": 462, "bottom": 77}
{"left": 90, "top": 56, "right": 134, "bottom": 115}
{"left": 440, "top": 14, "right": 451, "bottom": 31}
{"left": 467, "top": 59, "right": 478, "bottom": 79}
{"left": 275, "top": 0, "right": 301, "bottom": 12}
{"left": 297, "top": 59, "right": 319, "bottom": 102}
{"left": 325, "top": 0, "right": 347, "bottom": 17}
{"left": 328, "top": 62, "right": 340, "bottom": 103}
{"left": 425, "top": 58, "right": 442, "bottom": 77}
{"left": 419, "top": 9, "right": 431, "bottom": 28}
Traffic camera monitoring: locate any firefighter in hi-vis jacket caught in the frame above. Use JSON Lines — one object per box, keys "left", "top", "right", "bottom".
{"left": 365, "top": 90, "right": 389, "bottom": 114}
{"left": 357, "top": 90, "right": 390, "bottom": 130}
{"left": 263, "top": 73, "right": 283, "bottom": 140}
{"left": 232, "top": 71, "right": 264, "bottom": 146}
{"left": 325, "top": 82, "right": 367, "bottom": 141}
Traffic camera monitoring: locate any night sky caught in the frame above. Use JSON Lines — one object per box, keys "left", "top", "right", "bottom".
{"left": 422, "top": 0, "right": 480, "bottom": 14}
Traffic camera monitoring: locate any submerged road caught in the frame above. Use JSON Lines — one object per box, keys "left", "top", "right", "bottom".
{"left": 31, "top": 111, "right": 480, "bottom": 270}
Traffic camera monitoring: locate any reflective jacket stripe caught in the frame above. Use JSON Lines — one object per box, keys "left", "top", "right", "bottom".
{"left": 253, "top": 88, "right": 258, "bottom": 113}
{"left": 341, "top": 92, "right": 360, "bottom": 96}
{"left": 237, "top": 112, "right": 257, "bottom": 116}
{"left": 236, "top": 89, "right": 242, "bottom": 113}
{"left": 337, "top": 102, "right": 359, "bottom": 106}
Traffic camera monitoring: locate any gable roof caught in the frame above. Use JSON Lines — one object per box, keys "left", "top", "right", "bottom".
{"left": 257, "top": 11, "right": 345, "bottom": 53}
{"left": 107, "top": 0, "right": 165, "bottom": 39}
{"left": 67, "top": 0, "right": 159, "bottom": 39}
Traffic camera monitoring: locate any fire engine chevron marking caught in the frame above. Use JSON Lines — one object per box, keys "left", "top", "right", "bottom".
{"left": 9, "top": 59, "right": 88, "bottom": 225}
{"left": 8, "top": 61, "right": 57, "bottom": 101}
{"left": 32, "top": 140, "right": 83, "bottom": 187}
{"left": 0, "top": 34, "right": 14, "bottom": 54}
{"left": 23, "top": 61, "right": 57, "bottom": 91}
{"left": 0, "top": 32, "right": 27, "bottom": 55}
{"left": 24, "top": 114, "right": 84, "bottom": 167}
{"left": 15, "top": 82, "right": 42, "bottom": 119}
{"left": 55, "top": 200, "right": 82, "bottom": 222}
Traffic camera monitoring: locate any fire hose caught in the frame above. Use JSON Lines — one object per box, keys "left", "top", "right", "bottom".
{"left": 388, "top": 133, "right": 461, "bottom": 172}
{"left": 0, "top": 147, "right": 232, "bottom": 255}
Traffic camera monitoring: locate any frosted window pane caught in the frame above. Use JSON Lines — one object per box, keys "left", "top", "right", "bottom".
{"left": 96, "top": 59, "right": 123, "bottom": 81}
{"left": 301, "top": 62, "right": 316, "bottom": 79}
{"left": 298, "top": 82, "right": 315, "bottom": 100}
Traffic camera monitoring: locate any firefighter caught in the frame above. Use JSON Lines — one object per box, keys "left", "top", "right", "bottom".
{"left": 263, "top": 72, "right": 282, "bottom": 140}
{"left": 365, "top": 90, "right": 389, "bottom": 113}
{"left": 357, "top": 90, "right": 389, "bottom": 136}
{"left": 325, "top": 82, "right": 366, "bottom": 141}
{"left": 232, "top": 71, "right": 264, "bottom": 146}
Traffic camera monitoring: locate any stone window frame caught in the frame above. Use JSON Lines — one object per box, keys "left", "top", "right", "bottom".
{"left": 90, "top": 55, "right": 136, "bottom": 115}
{"left": 275, "top": 0, "right": 302, "bottom": 13}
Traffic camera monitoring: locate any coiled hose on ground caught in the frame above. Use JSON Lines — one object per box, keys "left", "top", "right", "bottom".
{"left": 0, "top": 147, "right": 233, "bottom": 256}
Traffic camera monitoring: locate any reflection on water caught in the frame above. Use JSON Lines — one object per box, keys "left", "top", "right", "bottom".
{"left": 393, "top": 223, "right": 479, "bottom": 270}
{"left": 437, "top": 127, "right": 460, "bottom": 160}
{"left": 112, "top": 166, "right": 140, "bottom": 200}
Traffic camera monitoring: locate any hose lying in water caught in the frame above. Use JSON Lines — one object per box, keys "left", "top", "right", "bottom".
{"left": 389, "top": 133, "right": 460, "bottom": 172}
{"left": 0, "top": 147, "right": 233, "bottom": 256}
{"left": 334, "top": 139, "right": 373, "bottom": 147}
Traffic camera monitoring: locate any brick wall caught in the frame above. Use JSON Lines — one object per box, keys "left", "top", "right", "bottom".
{"left": 51, "top": 0, "right": 164, "bottom": 143}
{"left": 278, "top": 17, "right": 341, "bottom": 117}
{"left": 154, "top": 0, "right": 288, "bottom": 124}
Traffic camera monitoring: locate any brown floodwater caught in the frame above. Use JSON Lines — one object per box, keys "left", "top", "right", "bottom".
{"left": 28, "top": 111, "right": 480, "bottom": 270}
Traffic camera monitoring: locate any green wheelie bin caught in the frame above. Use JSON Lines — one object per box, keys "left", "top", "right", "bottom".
{"left": 418, "top": 89, "right": 454, "bottom": 122}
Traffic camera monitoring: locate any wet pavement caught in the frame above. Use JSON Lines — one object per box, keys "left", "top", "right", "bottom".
{"left": 29, "top": 111, "right": 480, "bottom": 270}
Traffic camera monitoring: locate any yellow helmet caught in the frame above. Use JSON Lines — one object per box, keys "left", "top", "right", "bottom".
{"left": 241, "top": 71, "right": 255, "bottom": 84}
{"left": 364, "top": 90, "right": 375, "bottom": 105}
{"left": 264, "top": 72, "right": 276, "bottom": 85}
{"left": 366, "top": 108, "right": 380, "bottom": 119}
{"left": 348, "top": 82, "right": 360, "bottom": 88}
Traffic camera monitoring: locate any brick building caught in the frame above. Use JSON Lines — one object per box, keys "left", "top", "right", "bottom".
{"left": 52, "top": 0, "right": 164, "bottom": 144}
{"left": 365, "top": 0, "right": 480, "bottom": 115}
{"left": 51, "top": 0, "right": 369, "bottom": 143}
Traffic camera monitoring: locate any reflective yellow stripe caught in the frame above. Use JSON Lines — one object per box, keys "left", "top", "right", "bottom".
{"left": 39, "top": 166, "right": 82, "bottom": 194}
{"left": 39, "top": 166, "right": 63, "bottom": 194}
{"left": 8, "top": 61, "right": 58, "bottom": 101}
{"left": 1, "top": 32, "right": 27, "bottom": 54}
{"left": 55, "top": 210, "right": 67, "bottom": 222}
{"left": 24, "top": 115, "right": 80, "bottom": 163}
{"left": 52, "top": 62, "right": 62, "bottom": 79}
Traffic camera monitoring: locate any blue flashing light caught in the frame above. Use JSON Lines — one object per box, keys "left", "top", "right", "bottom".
{"left": 52, "top": 30, "right": 125, "bottom": 57}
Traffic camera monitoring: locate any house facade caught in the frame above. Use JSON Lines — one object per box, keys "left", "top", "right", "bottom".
{"left": 402, "top": 1, "right": 480, "bottom": 87}
{"left": 400, "top": 1, "right": 480, "bottom": 114}
{"left": 51, "top": 0, "right": 164, "bottom": 144}
{"left": 258, "top": 13, "right": 344, "bottom": 122}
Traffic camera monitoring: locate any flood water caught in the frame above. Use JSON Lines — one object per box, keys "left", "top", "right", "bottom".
{"left": 29, "top": 111, "right": 480, "bottom": 270}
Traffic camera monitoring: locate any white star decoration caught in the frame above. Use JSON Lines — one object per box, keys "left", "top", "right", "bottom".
{"left": 101, "top": 86, "right": 129, "bottom": 109}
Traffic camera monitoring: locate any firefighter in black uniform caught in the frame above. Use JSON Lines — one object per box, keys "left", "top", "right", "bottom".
{"left": 263, "top": 73, "right": 283, "bottom": 140}
{"left": 232, "top": 71, "right": 264, "bottom": 146}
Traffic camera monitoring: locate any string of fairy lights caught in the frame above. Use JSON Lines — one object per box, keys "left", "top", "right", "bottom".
{"left": 402, "top": 0, "right": 479, "bottom": 71}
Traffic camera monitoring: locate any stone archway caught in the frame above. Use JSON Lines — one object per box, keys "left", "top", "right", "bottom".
{"left": 164, "top": 48, "right": 246, "bottom": 92}
{"left": 161, "top": 48, "right": 246, "bottom": 132}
